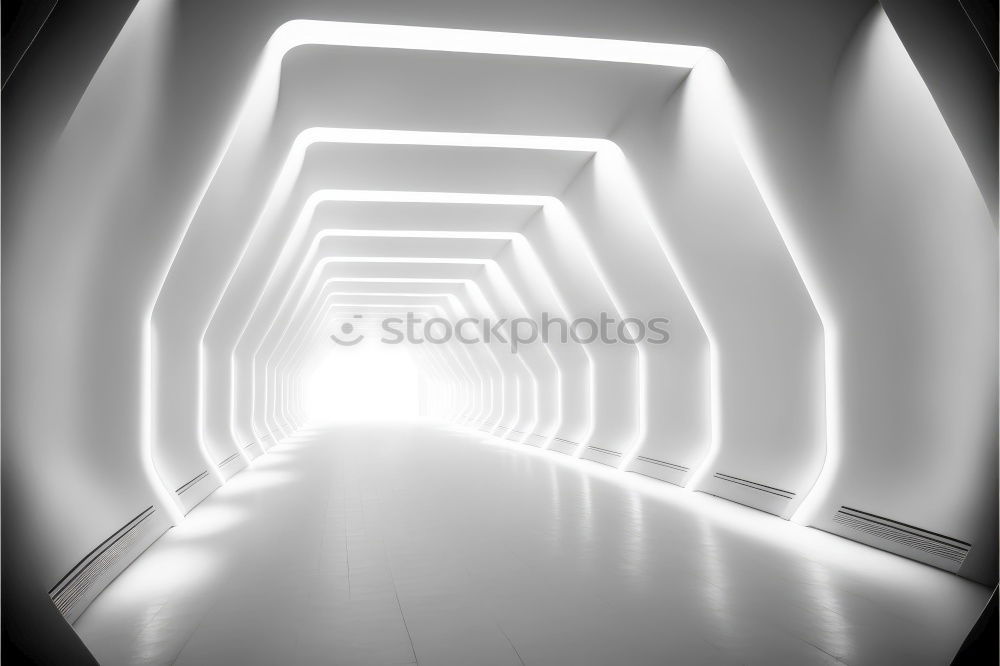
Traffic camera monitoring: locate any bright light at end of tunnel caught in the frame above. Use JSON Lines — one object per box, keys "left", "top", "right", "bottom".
{"left": 302, "top": 339, "right": 421, "bottom": 424}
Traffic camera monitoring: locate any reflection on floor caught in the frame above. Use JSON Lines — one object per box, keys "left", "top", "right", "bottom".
{"left": 75, "top": 422, "right": 989, "bottom": 665}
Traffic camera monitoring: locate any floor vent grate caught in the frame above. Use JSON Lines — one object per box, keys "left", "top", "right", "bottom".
{"left": 175, "top": 470, "right": 208, "bottom": 495}
{"left": 636, "top": 456, "right": 689, "bottom": 472}
{"left": 834, "top": 506, "right": 971, "bottom": 564}
{"left": 586, "top": 445, "right": 622, "bottom": 457}
{"left": 49, "top": 506, "right": 156, "bottom": 617}
{"left": 219, "top": 452, "right": 241, "bottom": 466}
{"left": 713, "top": 472, "right": 795, "bottom": 499}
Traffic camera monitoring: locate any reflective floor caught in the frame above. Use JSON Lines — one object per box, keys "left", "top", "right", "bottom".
{"left": 76, "top": 422, "right": 989, "bottom": 665}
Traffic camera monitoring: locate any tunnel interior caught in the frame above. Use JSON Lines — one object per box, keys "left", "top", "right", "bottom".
{"left": 3, "top": 1, "right": 997, "bottom": 664}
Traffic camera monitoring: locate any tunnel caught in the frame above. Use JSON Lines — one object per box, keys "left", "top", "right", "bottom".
{"left": 2, "top": 1, "right": 998, "bottom": 664}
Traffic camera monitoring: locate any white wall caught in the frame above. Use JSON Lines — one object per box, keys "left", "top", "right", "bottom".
{"left": 793, "top": 7, "right": 998, "bottom": 583}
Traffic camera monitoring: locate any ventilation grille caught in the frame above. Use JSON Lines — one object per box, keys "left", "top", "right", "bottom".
{"left": 49, "top": 506, "right": 155, "bottom": 617}
{"left": 834, "top": 506, "right": 971, "bottom": 564}
{"left": 586, "top": 445, "right": 622, "bottom": 458}
{"left": 492, "top": 425, "right": 533, "bottom": 437}
{"left": 175, "top": 470, "right": 208, "bottom": 495}
{"left": 219, "top": 452, "right": 241, "bottom": 467}
{"left": 636, "top": 456, "right": 689, "bottom": 473}
{"left": 713, "top": 472, "right": 795, "bottom": 500}
{"left": 471, "top": 429, "right": 581, "bottom": 449}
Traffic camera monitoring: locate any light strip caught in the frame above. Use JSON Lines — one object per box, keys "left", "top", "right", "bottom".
{"left": 208, "top": 144, "right": 666, "bottom": 480}
{"left": 267, "top": 21, "right": 706, "bottom": 69}
{"left": 235, "top": 195, "right": 616, "bottom": 451}
{"left": 166, "top": 21, "right": 827, "bottom": 519}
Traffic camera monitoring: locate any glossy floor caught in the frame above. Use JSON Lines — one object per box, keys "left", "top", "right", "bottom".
{"left": 75, "top": 422, "right": 989, "bottom": 665}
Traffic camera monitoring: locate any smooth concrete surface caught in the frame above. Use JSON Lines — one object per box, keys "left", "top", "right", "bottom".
{"left": 75, "top": 423, "right": 989, "bottom": 665}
